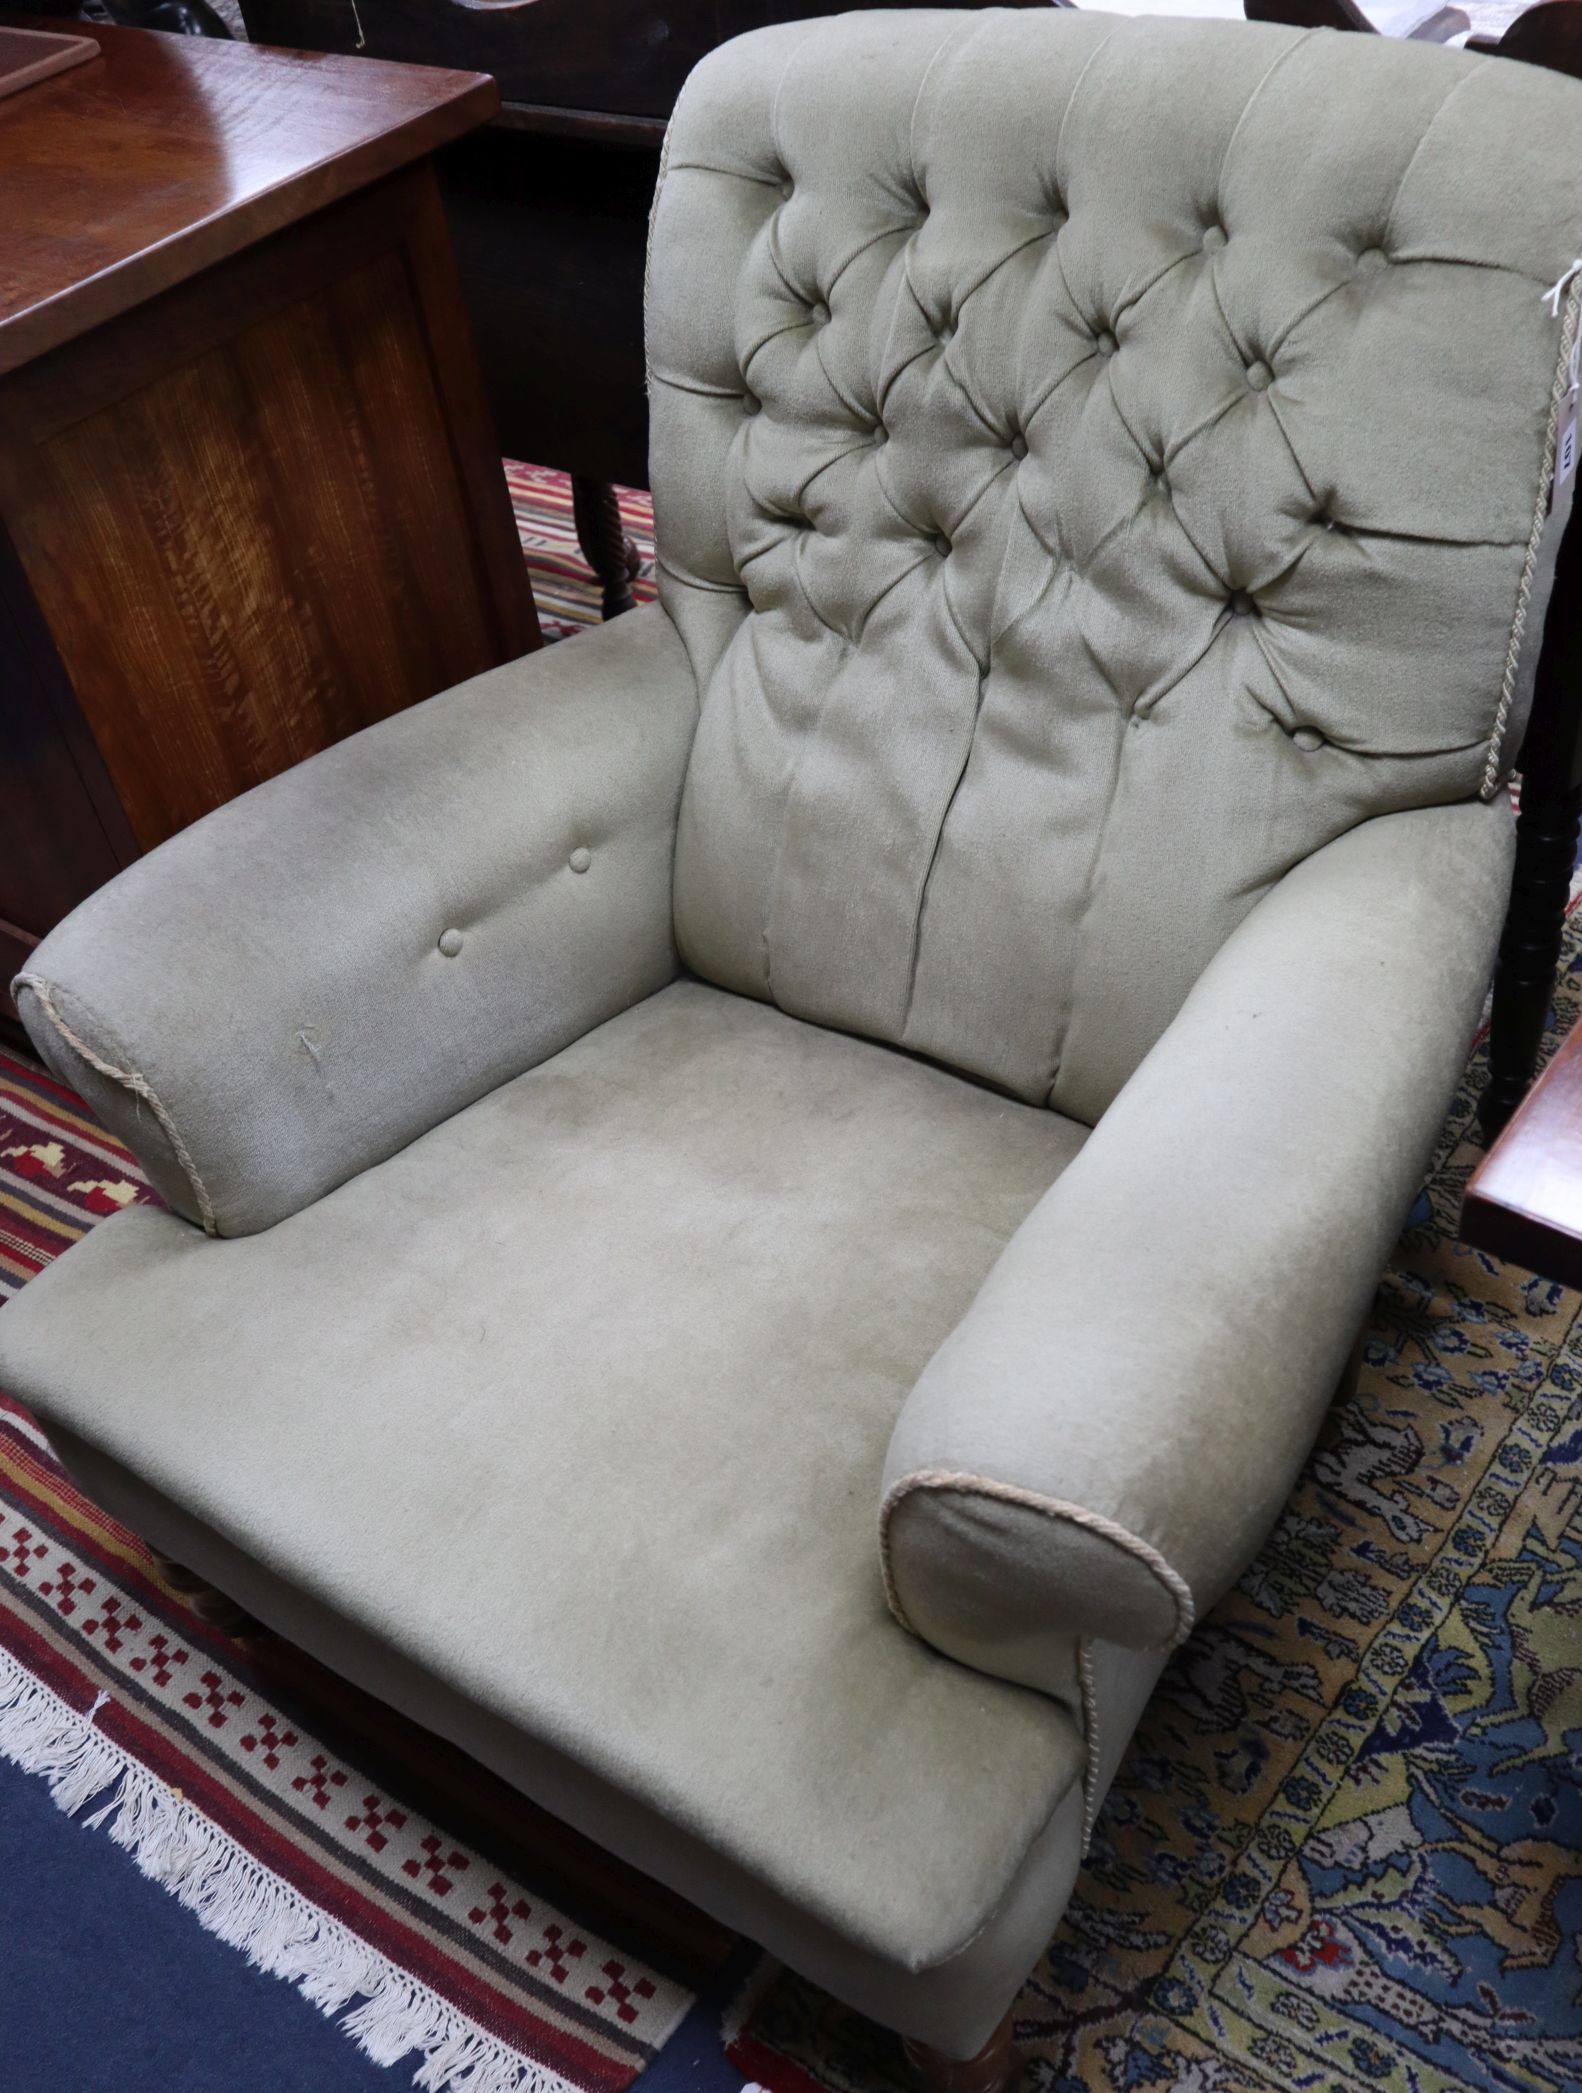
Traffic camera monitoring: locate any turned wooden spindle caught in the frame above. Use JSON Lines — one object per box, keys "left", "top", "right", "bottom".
{"left": 903, "top": 2008, "right": 1017, "bottom": 2093}
{"left": 571, "top": 474, "right": 640, "bottom": 620}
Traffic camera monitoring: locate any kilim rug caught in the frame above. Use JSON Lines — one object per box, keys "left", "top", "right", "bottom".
{"left": 727, "top": 927, "right": 1582, "bottom": 2091}
{"left": 503, "top": 466, "right": 657, "bottom": 643}
{"left": 0, "top": 1053, "right": 731, "bottom": 2093}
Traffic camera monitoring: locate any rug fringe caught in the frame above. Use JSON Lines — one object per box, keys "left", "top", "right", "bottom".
{"left": 0, "top": 1646, "right": 580, "bottom": 2093}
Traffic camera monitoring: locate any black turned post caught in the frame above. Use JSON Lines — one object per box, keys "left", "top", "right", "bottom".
{"left": 1480, "top": 501, "right": 1582, "bottom": 1144}
{"left": 571, "top": 475, "right": 640, "bottom": 621}
{"left": 1481, "top": 781, "right": 1582, "bottom": 1141}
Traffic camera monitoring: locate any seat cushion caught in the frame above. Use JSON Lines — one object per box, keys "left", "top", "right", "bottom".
{"left": 0, "top": 982, "right": 1090, "bottom": 1978}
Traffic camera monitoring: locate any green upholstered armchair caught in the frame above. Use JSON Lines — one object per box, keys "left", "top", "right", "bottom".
{"left": 4, "top": 14, "right": 1580, "bottom": 2083}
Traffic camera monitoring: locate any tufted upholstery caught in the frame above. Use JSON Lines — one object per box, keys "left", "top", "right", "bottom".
{"left": 6, "top": 14, "right": 1582, "bottom": 2068}
{"left": 651, "top": 11, "right": 1582, "bottom": 1118}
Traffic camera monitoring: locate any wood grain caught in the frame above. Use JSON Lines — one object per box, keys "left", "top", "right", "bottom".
{"left": 1463, "top": 1015, "right": 1582, "bottom": 1288}
{"left": 0, "top": 24, "right": 535, "bottom": 1045}
{"left": 0, "top": 164, "right": 534, "bottom": 852}
{"left": 0, "top": 24, "right": 97, "bottom": 97}
{"left": 0, "top": 13, "right": 499, "bottom": 373}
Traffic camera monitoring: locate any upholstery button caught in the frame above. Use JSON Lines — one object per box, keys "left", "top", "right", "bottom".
{"left": 1152, "top": 470, "right": 1171, "bottom": 499}
{"left": 438, "top": 928, "right": 464, "bottom": 958}
{"left": 1357, "top": 245, "right": 1388, "bottom": 277}
{"left": 779, "top": 179, "right": 793, "bottom": 201}
{"left": 1245, "top": 360, "right": 1272, "bottom": 391}
{"left": 872, "top": 422, "right": 888, "bottom": 446}
{"left": 1229, "top": 590, "right": 1257, "bottom": 616}
{"left": 1010, "top": 434, "right": 1027, "bottom": 461}
{"left": 937, "top": 320, "right": 956, "bottom": 345}
{"left": 810, "top": 300, "right": 830, "bottom": 325}
{"left": 1293, "top": 727, "right": 1325, "bottom": 752}
{"left": 742, "top": 391, "right": 761, "bottom": 416}
{"left": 934, "top": 534, "right": 951, "bottom": 557}
{"left": 1202, "top": 224, "right": 1228, "bottom": 253}
{"left": 569, "top": 846, "right": 593, "bottom": 873}
{"left": 1096, "top": 329, "right": 1117, "bottom": 356}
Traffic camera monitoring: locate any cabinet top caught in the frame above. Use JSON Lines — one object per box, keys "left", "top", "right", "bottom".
{"left": 0, "top": 17, "right": 497, "bottom": 373}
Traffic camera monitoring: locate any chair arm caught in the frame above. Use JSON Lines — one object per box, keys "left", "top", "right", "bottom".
{"left": 880, "top": 798, "right": 1513, "bottom": 1692}
{"left": 15, "top": 607, "right": 699, "bottom": 1237}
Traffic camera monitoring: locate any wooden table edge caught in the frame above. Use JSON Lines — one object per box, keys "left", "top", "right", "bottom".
{"left": 1460, "top": 1179, "right": 1582, "bottom": 1286}
{"left": 1461, "top": 1004, "right": 1582, "bottom": 1285}
{"left": 0, "top": 32, "right": 501, "bottom": 377}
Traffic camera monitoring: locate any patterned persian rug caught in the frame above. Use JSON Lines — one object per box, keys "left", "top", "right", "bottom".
{"left": 728, "top": 932, "right": 1582, "bottom": 2091}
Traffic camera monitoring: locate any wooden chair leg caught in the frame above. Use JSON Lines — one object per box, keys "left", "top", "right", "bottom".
{"left": 903, "top": 2009, "right": 1017, "bottom": 2093}
{"left": 1479, "top": 779, "right": 1582, "bottom": 1145}
{"left": 570, "top": 475, "right": 638, "bottom": 621}
{"left": 149, "top": 1548, "right": 264, "bottom": 1640}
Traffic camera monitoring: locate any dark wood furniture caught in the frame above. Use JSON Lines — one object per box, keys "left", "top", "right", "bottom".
{"left": 1463, "top": 999, "right": 1582, "bottom": 1284}
{"left": 0, "top": 18, "right": 538, "bottom": 1046}
{"left": 236, "top": 0, "right": 1047, "bottom": 618}
{"left": 1480, "top": 504, "right": 1582, "bottom": 1142}
{"left": 0, "top": 23, "right": 97, "bottom": 92}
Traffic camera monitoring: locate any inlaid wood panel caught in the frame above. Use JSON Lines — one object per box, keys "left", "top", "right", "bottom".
{"left": 0, "top": 162, "right": 534, "bottom": 854}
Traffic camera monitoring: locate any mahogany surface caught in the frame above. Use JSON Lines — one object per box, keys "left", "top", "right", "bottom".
{"left": 1464, "top": 1013, "right": 1582, "bottom": 1287}
{"left": 0, "top": 15, "right": 499, "bottom": 372}
{"left": 0, "top": 18, "right": 537, "bottom": 1041}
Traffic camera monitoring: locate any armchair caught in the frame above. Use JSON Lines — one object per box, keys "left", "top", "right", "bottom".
{"left": 4, "top": 14, "right": 1581, "bottom": 2086}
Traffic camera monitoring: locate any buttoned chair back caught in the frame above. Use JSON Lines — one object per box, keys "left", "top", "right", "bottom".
{"left": 649, "top": 11, "right": 1581, "bottom": 1122}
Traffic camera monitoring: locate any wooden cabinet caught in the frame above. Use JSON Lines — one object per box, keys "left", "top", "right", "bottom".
{"left": 0, "top": 20, "right": 538, "bottom": 1037}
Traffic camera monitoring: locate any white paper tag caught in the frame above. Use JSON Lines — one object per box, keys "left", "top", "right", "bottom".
{"left": 1555, "top": 404, "right": 1578, "bottom": 513}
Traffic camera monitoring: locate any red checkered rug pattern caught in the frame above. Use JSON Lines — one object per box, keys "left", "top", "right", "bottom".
{"left": 0, "top": 1052, "right": 731, "bottom": 2093}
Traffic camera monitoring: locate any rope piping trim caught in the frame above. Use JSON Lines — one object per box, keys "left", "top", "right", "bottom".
{"left": 1076, "top": 1637, "right": 1100, "bottom": 1854}
{"left": 13, "top": 974, "right": 218, "bottom": 1237}
{"left": 878, "top": 1468, "right": 1196, "bottom": 1653}
{"left": 1481, "top": 273, "right": 1582, "bottom": 799}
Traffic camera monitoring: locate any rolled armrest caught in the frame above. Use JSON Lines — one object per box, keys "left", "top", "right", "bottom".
{"left": 881, "top": 799, "right": 1513, "bottom": 1693}
{"left": 15, "top": 607, "right": 699, "bottom": 1236}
